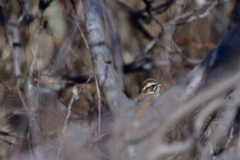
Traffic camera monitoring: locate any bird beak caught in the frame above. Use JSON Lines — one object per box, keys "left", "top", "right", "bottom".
{"left": 157, "top": 84, "right": 162, "bottom": 87}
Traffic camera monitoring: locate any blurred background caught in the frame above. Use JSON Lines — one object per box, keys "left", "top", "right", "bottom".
{"left": 0, "top": 0, "right": 238, "bottom": 159}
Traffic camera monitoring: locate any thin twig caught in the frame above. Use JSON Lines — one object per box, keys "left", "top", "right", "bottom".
{"left": 0, "top": 81, "right": 18, "bottom": 95}
{"left": 56, "top": 75, "right": 93, "bottom": 160}
{"left": 124, "top": 38, "right": 157, "bottom": 68}
{"left": 75, "top": 22, "right": 89, "bottom": 50}
{"left": 169, "top": 0, "right": 229, "bottom": 26}
{"left": 95, "top": 75, "right": 102, "bottom": 136}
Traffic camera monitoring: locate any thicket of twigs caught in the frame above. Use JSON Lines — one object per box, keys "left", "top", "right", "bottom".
{"left": 0, "top": 0, "right": 239, "bottom": 159}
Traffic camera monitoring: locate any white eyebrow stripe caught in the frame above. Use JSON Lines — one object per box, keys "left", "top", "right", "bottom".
{"left": 143, "top": 82, "right": 157, "bottom": 90}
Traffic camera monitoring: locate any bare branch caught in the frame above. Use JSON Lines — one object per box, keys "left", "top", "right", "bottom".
{"left": 82, "top": 0, "right": 133, "bottom": 112}
{"left": 102, "top": 1, "right": 123, "bottom": 77}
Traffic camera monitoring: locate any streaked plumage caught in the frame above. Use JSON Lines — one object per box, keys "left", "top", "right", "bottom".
{"left": 134, "top": 78, "right": 162, "bottom": 102}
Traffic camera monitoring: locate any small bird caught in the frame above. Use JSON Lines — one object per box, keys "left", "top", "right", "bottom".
{"left": 134, "top": 78, "right": 162, "bottom": 102}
